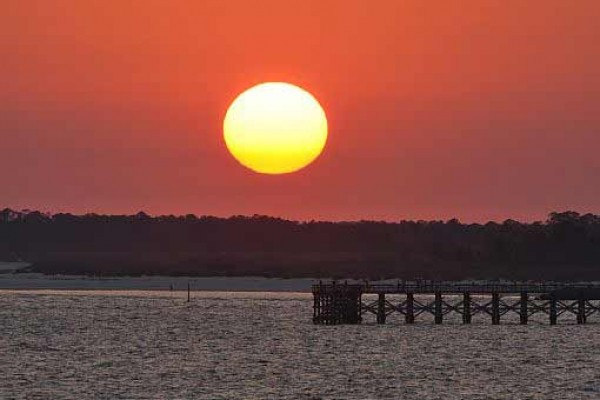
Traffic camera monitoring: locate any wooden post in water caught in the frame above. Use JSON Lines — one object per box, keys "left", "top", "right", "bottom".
{"left": 332, "top": 293, "right": 338, "bottom": 324}
{"left": 313, "top": 293, "right": 319, "bottom": 322}
{"left": 356, "top": 291, "right": 363, "bottom": 324}
{"left": 549, "top": 294, "right": 557, "bottom": 325}
{"left": 520, "top": 292, "right": 528, "bottom": 325}
{"left": 377, "top": 293, "right": 386, "bottom": 324}
{"left": 492, "top": 292, "right": 500, "bottom": 325}
{"left": 463, "top": 292, "right": 471, "bottom": 324}
{"left": 325, "top": 294, "right": 331, "bottom": 325}
{"left": 321, "top": 294, "right": 328, "bottom": 325}
{"left": 434, "top": 292, "right": 443, "bottom": 324}
{"left": 316, "top": 281, "right": 323, "bottom": 324}
{"left": 331, "top": 281, "right": 338, "bottom": 324}
{"left": 406, "top": 293, "right": 415, "bottom": 324}
{"left": 187, "top": 281, "right": 191, "bottom": 303}
{"left": 577, "top": 296, "right": 587, "bottom": 324}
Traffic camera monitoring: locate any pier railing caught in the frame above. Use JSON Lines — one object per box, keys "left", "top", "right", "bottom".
{"left": 312, "top": 281, "right": 600, "bottom": 294}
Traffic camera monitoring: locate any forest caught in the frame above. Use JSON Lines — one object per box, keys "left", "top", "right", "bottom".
{"left": 1, "top": 209, "right": 599, "bottom": 281}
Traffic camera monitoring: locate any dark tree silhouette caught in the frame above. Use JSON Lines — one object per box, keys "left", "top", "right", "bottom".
{"left": 0, "top": 208, "right": 599, "bottom": 280}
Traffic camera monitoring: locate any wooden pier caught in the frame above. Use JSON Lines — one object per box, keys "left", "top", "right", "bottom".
{"left": 312, "top": 281, "right": 600, "bottom": 325}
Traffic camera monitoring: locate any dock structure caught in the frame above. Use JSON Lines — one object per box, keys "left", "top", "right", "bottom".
{"left": 312, "top": 281, "right": 600, "bottom": 325}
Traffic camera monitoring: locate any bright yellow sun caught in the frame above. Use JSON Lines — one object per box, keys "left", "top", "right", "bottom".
{"left": 223, "top": 82, "right": 328, "bottom": 174}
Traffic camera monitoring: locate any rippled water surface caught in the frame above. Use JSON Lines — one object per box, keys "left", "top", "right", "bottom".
{"left": 1, "top": 290, "right": 599, "bottom": 399}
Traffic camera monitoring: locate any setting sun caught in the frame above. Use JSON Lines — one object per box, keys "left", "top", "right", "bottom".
{"left": 223, "top": 82, "right": 328, "bottom": 174}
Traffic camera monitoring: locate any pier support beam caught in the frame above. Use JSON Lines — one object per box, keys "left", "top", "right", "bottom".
{"left": 312, "top": 286, "right": 362, "bottom": 325}
{"left": 549, "top": 294, "right": 557, "bottom": 325}
{"left": 324, "top": 295, "right": 331, "bottom": 325}
{"left": 434, "top": 292, "right": 443, "bottom": 324}
{"left": 377, "top": 293, "right": 386, "bottom": 324}
{"left": 463, "top": 292, "right": 471, "bottom": 324}
{"left": 577, "top": 297, "right": 587, "bottom": 324}
{"left": 356, "top": 293, "right": 363, "bottom": 324}
{"left": 492, "top": 292, "right": 500, "bottom": 325}
{"left": 520, "top": 292, "right": 528, "bottom": 325}
{"left": 406, "top": 293, "right": 415, "bottom": 324}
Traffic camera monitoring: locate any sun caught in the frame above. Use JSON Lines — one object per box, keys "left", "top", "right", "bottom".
{"left": 223, "top": 82, "right": 328, "bottom": 174}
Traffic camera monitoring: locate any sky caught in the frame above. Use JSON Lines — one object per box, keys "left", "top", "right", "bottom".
{"left": 1, "top": 1, "right": 599, "bottom": 222}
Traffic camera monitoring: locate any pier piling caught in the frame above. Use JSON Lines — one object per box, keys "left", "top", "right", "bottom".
{"left": 434, "top": 292, "right": 443, "bottom": 324}
{"left": 377, "top": 293, "right": 386, "bottom": 324}
{"left": 463, "top": 292, "right": 472, "bottom": 324}
{"left": 406, "top": 293, "right": 415, "bottom": 324}
{"left": 492, "top": 292, "right": 500, "bottom": 325}
{"left": 549, "top": 295, "right": 557, "bottom": 325}
{"left": 577, "top": 297, "right": 587, "bottom": 324}
{"left": 520, "top": 292, "right": 528, "bottom": 325}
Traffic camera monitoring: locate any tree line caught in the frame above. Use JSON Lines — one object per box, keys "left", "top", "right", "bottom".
{"left": 1, "top": 209, "right": 599, "bottom": 280}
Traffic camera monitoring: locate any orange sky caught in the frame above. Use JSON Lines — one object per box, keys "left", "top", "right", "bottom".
{"left": 1, "top": 1, "right": 599, "bottom": 221}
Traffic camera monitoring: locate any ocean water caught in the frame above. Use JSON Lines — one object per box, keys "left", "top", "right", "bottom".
{"left": 1, "top": 290, "right": 599, "bottom": 400}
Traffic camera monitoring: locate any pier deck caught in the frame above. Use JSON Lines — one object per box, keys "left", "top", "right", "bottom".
{"left": 312, "top": 281, "right": 600, "bottom": 325}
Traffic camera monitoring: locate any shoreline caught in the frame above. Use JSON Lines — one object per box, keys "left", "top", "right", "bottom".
{"left": 0, "top": 273, "right": 316, "bottom": 292}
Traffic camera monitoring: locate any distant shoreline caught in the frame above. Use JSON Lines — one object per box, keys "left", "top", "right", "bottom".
{"left": 0, "top": 273, "right": 316, "bottom": 292}
{"left": 3, "top": 272, "right": 599, "bottom": 293}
